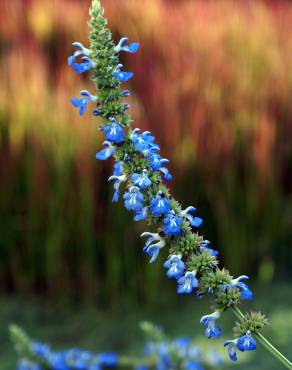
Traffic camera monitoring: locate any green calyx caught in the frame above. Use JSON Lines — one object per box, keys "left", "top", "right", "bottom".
{"left": 233, "top": 311, "right": 269, "bottom": 337}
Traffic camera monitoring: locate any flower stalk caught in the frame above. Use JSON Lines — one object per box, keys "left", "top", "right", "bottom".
{"left": 232, "top": 306, "right": 292, "bottom": 369}
{"left": 66, "top": 0, "right": 291, "bottom": 368}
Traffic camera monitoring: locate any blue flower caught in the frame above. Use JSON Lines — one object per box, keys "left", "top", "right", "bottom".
{"left": 114, "top": 37, "right": 140, "bottom": 53}
{"left": 123, "top": 186, "right": 144, "bottom": 212}
{"left": 134, "top": 206, "right": 149, "bottom": 221}
{"left": 131, "top": 169, "right": 151, "bottom": 189}
{"left": 149, "top": 192, "right": 171, "bottom": 217}
{"left": 184, "top": 360, "right": 204, "bottom": 370}
{"left": 163, "top": 211, "right": 182, "bottom": 237}
{"left": 72, "top": 56, "right": 95, "bottom": 74}
{"left": 200, "top": 311, "right": 222, "bottom": 339}
{"left": 113, "top": 64, "right": 133, "bottom": 82}
{"left": 141, "top": 232, "right": 166, "bottom": 263}
{"left": 108, "top": 174, "right": 127, "bottom": 202}
{"left": 131, "top": 129, "right": 156, "bottom": 152}
{"left": 199, "top": 240, "right": 219, "bottom": 256}
{"left": 92, "top": 108, "right": 102, "bottom": 116}
{"left": 180, "top": 207, "right": 203, "bottom": 228}
{"left": 47, "top": 352, "right": 69, "bottom": 370}
{"left": 113, "top": 161, "right": 124, "bottom": 176}
{"left": 159, "top": 166, "right": 173, "bottom": 182}
{"left": 224, "top": 340, "right": 238, "bottom": 362}
{"left": 96, "top": 141, "right": 115, "bottom": 160}
{"left": 174, "top": 337, "right": 191, "bottom": 357}
{"left": 103, "top": 118, "right": 125, "bottom": 144}
{"left": 71, "top": 90, "right": 97, "bottom": 115}
{"left": 229, "top": 275, "right": 253, "bottom": 301}
{"left": 17, "top": 360, "right": 42, "bottom": 370}
{"left": 32, "top": 342, "right": 51, "bottom": 360}
{"left": 177, "top": 271, "right": 198, "bottom": 294}
{"left": 237, "top": 331, "right": 257, "bottom": 352}
{"left": 123, "top": 89, "right": 131, "bottom": 97}
{"left": 68, "top": 42, "right": 92, "bottom": 66}
{"left": 148, "top": 153, "right": 169, "bottom": 171}
{"left": 97, "top": 352, "right": 118, "bottom": 367}
{"left": 163, "top": 255, "right": 185, "bottom": 279}
{"left": 154, "top": 344, "right": 172, "bottom": 370}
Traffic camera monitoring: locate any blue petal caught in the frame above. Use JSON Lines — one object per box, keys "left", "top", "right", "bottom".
{"left": 71, "top": 98, "right": 80, "bottom": 107}
{"left": 113, "top": 71, "right": 134, "bottom": 82}
{"left": 191, "top": 217, "right": 203, "bottom": 228}
{"left": 95, "top": 147, "right": 115, "bottom": 160}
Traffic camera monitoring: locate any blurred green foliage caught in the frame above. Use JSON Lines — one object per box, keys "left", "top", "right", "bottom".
{"left": 1, "top": 284, "right": 292, "bottom": 369}
{"left": 0, "top": 0, "right": 291, "bottom": 305}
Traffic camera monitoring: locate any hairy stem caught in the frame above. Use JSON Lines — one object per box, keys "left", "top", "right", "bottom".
{"left": 232, "top": 306, "right": 292, "bottom": 370}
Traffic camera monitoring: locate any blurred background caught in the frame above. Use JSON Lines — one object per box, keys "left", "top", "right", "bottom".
{"left": 0, "top": 0, "right": 291, "bottom": 369}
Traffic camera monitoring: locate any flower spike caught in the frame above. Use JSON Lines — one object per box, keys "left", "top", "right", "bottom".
{"left": 67, "top": 1, "right": 274, "bottom": 366}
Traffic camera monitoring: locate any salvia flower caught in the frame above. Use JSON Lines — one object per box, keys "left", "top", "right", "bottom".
{"left": 134, "top": 206, "right": 149, "bottom": 222}
{"left": 131, "top": 169, "right": 152, "bottom": 189}
{"left": 123, "top": 186, "right": 144, "bottom": 212}
{"left": 141, "top": 232, "right": 166, "bottom": 263}
{"left": 200, "top": 311, "right": 222, "bottom": 339}
{"left": 131, "top": 129, "right": 155, "bottom": 152}
{"left": 17, "top": 360, "right": 42, "bottom": 370}
{"left": 184, "top": 360, "right": 204, "bottom": 370}
{"left": 113, "top": 64, "right": 133, "bottom": 82}
{"left": 159, "top": 166, "right": 173, "bottom": 182}
{"left": 237, "top": 331, "right": 257, "bottom": 352}
{"left": 224, "top": 339, "right": 238, "bottom": 362}
{"left": 150, "top": 191, "right": 170, "bottom": 217}
{"left": 113, "top": 161, "right": 124, "bottom": 177}
{"left": 114, "top": 37, "right": 140, "bottom": 54}
{"left": 71, "top": 90, "right": 97, "bottom": 115}
{"left": 148, "top": 153, "right": 169, "bottom": 171}
{"left": 97, "top": 352, "right": 119, "bottom": 367}
{"left": 180, "top": 207, "right": 203, "bottom": 228}
{"left": 103, "top": 118, "right": 125, "bottom": 144}
{"left": 67, "top": 42, "right": 92, "bottom": 66}
{"left": 163, "top": 210, "right": 182, "bottom": 237}
{"left": 177, "top": 271, "right": 198, "bottom": 294}
{"left": 227, "top": 275, "right": 253, "bottom": 301}
{"left": 72, "top": 56, "right": 95, "bottom": 74}
{"left": 93, "top": 108, "right": 103, "bottom": 116}
{"left": 32, "top": 342, "right": 51, "bottom": 360}
{"left": 163, "top": 254, "right": 185, "bottom": 279}
{"left": 199, "top": 240, "right": 219, "bottom": 256}
{"left": 95, "top": 141, "right": 115, "bottom": 160}
{"left": 108, "top": 174, "right": 127, "bottom": 202}
{"left": 123, "top": 89, "right": 131, "bottom": 97}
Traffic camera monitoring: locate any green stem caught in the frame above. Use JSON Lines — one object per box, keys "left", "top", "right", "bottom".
{"left": 232, "top": 306, "right": 292, "bottom": 370}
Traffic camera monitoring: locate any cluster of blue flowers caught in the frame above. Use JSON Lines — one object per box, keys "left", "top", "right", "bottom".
{"left": 15, "top": 334, "right": 224, "bottom": 370}
{"left": 138, "top": 336, "right": 224, "bottom": 370}
{"left": 17, "top": 342, "right": 118, "bottom": 370}
{"left": 67, "top": 0, "right": 264, "bottom": 364}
